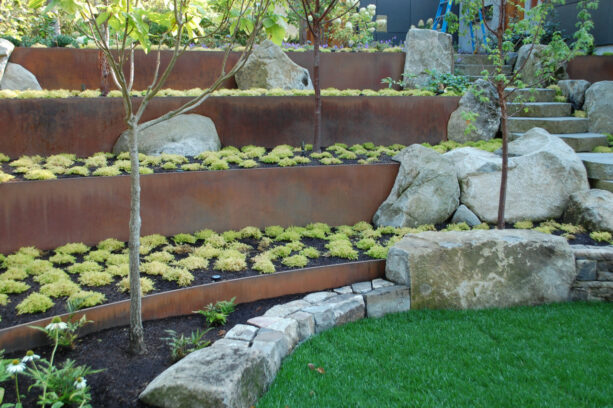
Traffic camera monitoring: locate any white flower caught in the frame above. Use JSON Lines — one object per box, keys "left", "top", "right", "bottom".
{"left": 360, "top": 7, "right": 367, "bottom": 13}
{"left": 45, "top": 321, "right": 68, "bottom": 331}
{"left": 345, "top": 22, "right": 353, "bottom": 30}
{"left": 307, "top": 15, "right": 313, "bottom": 22}
{"left": 22, "top": 350, "right": 40, "bottom": 363}
{"left": 427, "top": 17, "right": 434, "bottom": 25}
{"left": 418, "top": 19, "right": 425, "bottom": 27}
{"left": 368, "top": 27, "right": 375, "bottom": 33}
{"left": 333, "top": 18, "right": 342, "bottom": 25}
{"left": 367, "top": 4, "right": 376, "bottom": 11}
{"left": 7, "top": 359, "right": 25, "bottom": 374}
{"left": 74, "top": 376, "right": 87, "bottom": 390}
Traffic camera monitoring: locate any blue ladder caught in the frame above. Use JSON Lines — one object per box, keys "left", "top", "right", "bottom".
{"left": 432, "top": 0, "right": 454, "bottom": 32}
{"left": 469, "top": 9, "right": 488, "bottom": 52}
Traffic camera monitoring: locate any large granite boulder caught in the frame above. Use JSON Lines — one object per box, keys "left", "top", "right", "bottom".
{"left": 564, "top": 189, "right": 613, "bottom": 233}
{"left": 113, "top": 114, "right": 220, "bottom": 156}
{"left": 0, "top": 39, "right": 15, "bottom": 83}
{"left": 0, "top": 62, "right": 42, "bottom": 90}
{"left": 444, "top": 127, "right": 589, "bottom": 223}
{"left": 584, "top": 81, "right": 613, "bottom": 133}
{"left": 447, "top": 79, "right": 501, "bottom": 143}
{"left": 558, "top": 79, "right": 591, "bottom": 110}
{"left": 402, "top": 28, "right": 453, "bottom": 89}
{"left": 515, "top": 44, "right": 567, "bottom": 86}
{"left": 386, "top": 229, "right": 576, "bottom": 309}
{"left": 373, "top": 144, "right": 460, "bottom": 228}
{"left": 235, "top": 40, "right": 313, "bottom": 90}
{"left": 139, "top": 345, "right": 271, "bottom": 408}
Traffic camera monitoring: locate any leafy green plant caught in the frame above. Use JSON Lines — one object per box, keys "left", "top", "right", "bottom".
{"left": 162, "top": 328, "right": 212, "bottom": 362}
{"left": 194, "top": 297, "right": 236, "bottom": 326}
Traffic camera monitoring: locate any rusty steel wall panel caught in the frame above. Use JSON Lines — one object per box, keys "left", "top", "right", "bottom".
{"left": 0, "top": 164, "right": 398, "bottom": 254}
{"left": 0, "top": 260, "right": 385, "bottom": 353}
{"left": 567, "top": 56, "right": 613, "bottom": 82}
{"left": 0, "top": 96, "right": 458, "bottom": 157}
{"left": 9, "top": 47, "right": 404, "bottom": 91}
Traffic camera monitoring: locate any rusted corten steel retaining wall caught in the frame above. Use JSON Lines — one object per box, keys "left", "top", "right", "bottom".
{"left": 567, "top": 56, "right": 613, "bottom": 83}
{"left": 0, "top": 96, "right": 459, "bottom": 157}
{"left": 0, "top": 164, "right": 398, "bottom": 254}
{"left": 9, "top": 47, "right": 405, "bottom": 91}
{"left": 0, "top": 260, "right": 385, "bottom": 353}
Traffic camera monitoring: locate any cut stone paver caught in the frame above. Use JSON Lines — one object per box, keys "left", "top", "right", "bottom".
{"left": 286, "top": 311, "right": 315, "bottom": 342}
{"left": 224, "top": 324, "right": 258, "bottom": 342}
{"left": 507, "top": 102, "right": 571, "bottom": 117}
{"left": 263, "top": 300, "right": 311, "bottom": 318}
{"left": 578, "top": 153, "right": 613, "bottom": 180}
{"left": 139, "top": 345, "right": 270, "bottom": 408}
{"left": 334, "top": 286, "right": 353, "bottom": 295}
{"left": 303, "top": 291, "right": 337, "bottom": 304}
{"left": 351, "top": 281, "right": 373, "bottom": 294}
{"left": 507, "top": 117, "right": 589, "bottom": 134}
{"left": 592, "top": 179, "right": 613, "bottom": 193}
{"left": 251, "top": 329, "right": 291, "bottom": 373}
{"left": 364, "top": 286, "right": 411, "bottom": 318}
{"left": 372, "top": 278, "right": 395, "bottom": 290}
{"left": 506, "top": 87, "right": 555, "bottom": 103}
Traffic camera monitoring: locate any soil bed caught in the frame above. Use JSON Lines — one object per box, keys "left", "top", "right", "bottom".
{"left": 3, "top": 293, "right": 304, "bottom": 408}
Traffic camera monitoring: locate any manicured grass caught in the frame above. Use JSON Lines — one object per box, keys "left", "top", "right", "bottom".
{"left": 258, "top": 302, "right": 613, "bottom": 408}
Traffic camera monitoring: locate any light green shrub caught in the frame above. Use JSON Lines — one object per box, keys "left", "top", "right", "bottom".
{"left": 590, "top": 231, "right": 613, "bottom": 243}
{"left": 68, "top": 261, "right": 103, "bottom": 274}
{"left": 16, "top": 293, "right": 54, "bottom": 314}
{"left": 252, "top": 254, "right": 275, "bottom": 274}
{"left": 0, "top": 268, "right": 28, "bottom": 281}
{"left": 56, "top": 242, "right": 89, "bottom": 255}
{"left": 175, "top": 255, "right": 209, "bottom": 270}
{"left": 34, "top": 269, "right": 71, "bottom": 284}
{"left": 239, "top": 159, "right": 258, "bottom": 168}
{"left": 85, "top": 249, "right": 111, "bottom": 263}
{"left": 222, "top": 230, "right": 241, "bottom": 243}
{"left": 68, "top": 290, "right": 106, "bottom": 308}
{"left": 117, "top": 276, "right": 155, "bottom": 294}
{"left": 282, "top": 254, "right": 308, "bottom": 268}
{"left": 0, "top": 279, "right": 30, "bottom": 294}
{"left": 239, "top": 226, "right": 262, "bottom": 240}
{"left": 163, "top": 267, "right": 194, "bottom": 286}
{"left": 265, "top": 225, "right": 284, "bottom": 238}
{"left": 93, "top": 166, "right": 121, "bottom": 177}
{"left": 356, "top": 238, "right": 376, "bottom": 250}
{"left": 18, "top": 246, "right": 41, "bottom": 257}
{"left": 5, "top": 253, "right": 35, "bottom": 268}
{"left": 145, "top": 251, "right": 174, "bottom": 263}
{"left": 205, "top": 234, "right": 226, "bottom": 248}
{"left": 366, "top": 245, "right": 388, "bottom": 259}
{"left": 172, "top": 233, "right": 197, "bottom": 245}
{"left": 106, "top": 253, "right": 129, "bottom": 266}
{"left": 194, "top": 229, "right": 215, "bottom": 240}
{"left": 26, "top": 259, "right": 54, "bottom": 275}
{"left": 193, "top": 245, "right": 222, "bottom": 259}
{"left": 78, "top": 271, "right": 113, "bottom": 287}
{"left": 513, "top": 220, "right": 534, "bottom": 229}
{"left": 326, "top": 240, "right": 359, "bottom": 260}
{"left": 40, "top": 280, "right": 81, "bottom": 297}
{"left": 214, "top": 250, "right": 247, "bottom": 271}
{"left": 97, "top": 238, "right": 125, "bottom": 252}
{"left": 300, "top": 247, "right": 320, "bottom": 259}
{"left": 49, "top": 252, "right": 76, "bottom": 265}
{"left": 0, "top": 293, "right": 9, "bottom": 305}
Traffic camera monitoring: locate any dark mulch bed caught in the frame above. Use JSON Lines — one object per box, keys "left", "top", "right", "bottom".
{"left": 3, "top": 293, "right": 303, "bottom": 408}
{"left": 0, "top": 235, "right": 375, "bottom": 329}
{"left": 0, "top": 148, "right": 397, "bottom": 182}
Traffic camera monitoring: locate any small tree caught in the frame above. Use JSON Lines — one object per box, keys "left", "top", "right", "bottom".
{"left": 31, "top": 0, "right": 273, "bottom": 354}
{"left": 286, "top": 0, "right": 359, "bottom": 152}
{"left": 458, "top": 0, "right": 598, "bottom": 229}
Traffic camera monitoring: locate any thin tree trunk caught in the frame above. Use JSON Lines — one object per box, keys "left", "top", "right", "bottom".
{"left": 313, "top": 22, "right": 322, "bottom": 152}
{"left": 99, "top": 20, "right": 110, "bottom": 96}
{"left": 497, "top": 91, "right": 508, "bottom": 229}
{"left": 128, "top": 122, "right": 147, "bottom": 355}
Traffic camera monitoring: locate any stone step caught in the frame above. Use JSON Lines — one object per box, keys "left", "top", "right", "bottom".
{"left": 507, "top": 102, "right": 572, "bottom": 118}
{"left": 509, "top": 132, "right": 609, "bottom": 152}
{"left": 455, "top": 64, "right": 513, "bottom": 76}
{"left": 455, "top": 53, "right": 492, "bottom": 65}
{"left": 578, "top": 153, "right": 613, "bottom": 180}
{"left": 591, "top": 179, "right": 613, "bottom": 193}
{"left": 506, "top": 88, "right": 556, "bottom": 103}
{"left": 507, "top": 117, "right": 589, "bottom": 134}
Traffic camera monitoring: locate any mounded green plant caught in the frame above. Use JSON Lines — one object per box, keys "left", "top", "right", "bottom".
{"left": 222, "top": 230, "right": 241, "bottom": 243}
{"left": 0, "top": 293, "right": 9, "bottom": 306}
{"left": 105, "top": 253, "right": 130, "bottom": 266}
{"left": 265, "top": 225, "right": 285, "bottom": 239}
{"left": 252, "top": 254, "right": 276, "bottom": 274}
{"left": 365, "top": 244, "right": 388, "bottom": 259}
{"left": 0, "top": 279, "right": 30, "bottom": 294}
{"left": 26, "top": 260, "right": 55, "bottom": 275}
{"left": 16, "top": 292, "right": 54, "bottom": 314}
{"left": 590, "top": 231, "right": 613, "bottom": 243}
{"left": 326, "top": 240, "right": 359, "bottom": 260}
{"left": 78, "top": 271, "right": 113, "bottom": 287}
{"left": 34, "top": 269, "right": 71, "bottom": 284}
{"left": 356, "top": 238, "right": 376, "bottom": 250}
{"left": 68, "top": 291, "right": 106, "bottom": 308}
{"left": 193, "top": 245, "right": 222, "bottom": 259}
{"left": 514, "top": 220, "right": 534, "bottom": 229}
{"left": 107, "top": 264, "right": 129, "bottom": 277}
{"left": 163, "top": 267, "right": 194, "bottom": 287}
{"left": 84, "top": 249, "right": 111, "bottom": 263}
{"left": 55, "top": 242, "right": 89, "bottom": 255}
{"left": 175, "top": 255, "right": 209, "bottom": 270}
{"left": 117, "top": 277, "right": 155, "bottom": 295}
{"left": 49, "top": 252, "right": 76, "bottom": 265}
{"left": 97, "top": 238, "right": 125, "bottom": 252}
{"left": 214, "top": 250, "right": 247, "bottom": 272}
{"left": 282, "top": 254, "right": 308, "bottom": 268}
{"left": 67, "top": 261, "right": 103, "bottom": 275}
{"left": 172, "top": 233, "right": 197, "bottom": 245}
{"left": 40, "top": 280, "right": 82, "bottom": 298}
{"left": 162, "top": 328, "right": 212, "bottom": 362}
{"left": 0, "top": 267, "right": 28, "bottom": 281}
{"left": 92, "top": 166, "right": 121, "bottom": 177}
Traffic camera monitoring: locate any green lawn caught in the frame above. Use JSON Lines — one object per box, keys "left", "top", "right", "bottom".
{"left": 258, "top": 302, "right": 613, "bottom": 408}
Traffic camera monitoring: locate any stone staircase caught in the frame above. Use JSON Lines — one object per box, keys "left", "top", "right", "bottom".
{"left": 505, "top": 87, "right": 612, "bottom": 193}
{"left": 455, "top": 54, "right": 513, "bottom": 82}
